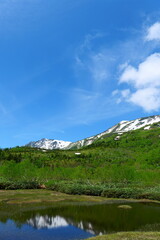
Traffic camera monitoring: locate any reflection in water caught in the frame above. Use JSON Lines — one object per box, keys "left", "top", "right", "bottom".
{"left": 23, "top": 202, "right": 160, "bottom": 235}
{"left": 27, "top": 215, "right": 98, "bottom": 235}
{"left": 27, "top": 216, "right": 68, "bottom": 229}
{"left": 0, "top": 201, "right": 159, "bottom": 240}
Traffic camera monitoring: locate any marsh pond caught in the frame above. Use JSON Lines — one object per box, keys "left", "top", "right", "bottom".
{"left": 0, "top": 198, "right": 160, "bottom": 240}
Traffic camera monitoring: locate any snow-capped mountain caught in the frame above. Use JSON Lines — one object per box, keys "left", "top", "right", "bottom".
{"left": 26, "top": 138, "right": 71, "bottom": 150}
{"left": 26, "top": 115, "right": 160, "bottom": 150}
{"left": 67, "top": 115, "right": 160, "bottom": 149}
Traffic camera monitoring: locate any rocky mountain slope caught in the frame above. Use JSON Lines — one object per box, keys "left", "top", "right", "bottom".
{"left": 26, "top": 115, "right": 160, "bottom": 150}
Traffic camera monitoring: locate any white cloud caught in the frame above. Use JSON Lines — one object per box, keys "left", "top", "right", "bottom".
{"left": 119, "top": 53, "right": 160, "bottom": 112}
{"left": 130, "top": 88, "right": 160, "bottom": 112}
{"left": 120, "top": 53, "right": 160, "bottom": 88}
{"left": 146, "top": 22, "right": 160, "bottom": 41}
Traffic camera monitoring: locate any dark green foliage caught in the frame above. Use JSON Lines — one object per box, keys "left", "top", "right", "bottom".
{"left": 44, "top": 181, "right": 160, "bottom": 200}
{"left": 0, "top": 180, "right": 39, "bottom": 190}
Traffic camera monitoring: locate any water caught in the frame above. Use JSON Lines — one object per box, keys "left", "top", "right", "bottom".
{"left": 0, "top": 201, "right": 159, "bottom": 240}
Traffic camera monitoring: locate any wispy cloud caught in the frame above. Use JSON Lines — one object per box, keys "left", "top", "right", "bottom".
{"left": 75, "top": 32, "right": 114, "bottom": 88}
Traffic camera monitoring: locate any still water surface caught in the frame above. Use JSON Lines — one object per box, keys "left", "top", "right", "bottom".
{"left": 0, "top": 201, "right": 159, "bottom": 240}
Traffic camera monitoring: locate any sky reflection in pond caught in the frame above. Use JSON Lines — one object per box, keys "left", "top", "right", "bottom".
{"left": 0, "top": 219, "right": 94, "bottom": 240}
{"left": 0, "top": 202, "right": 159, "bottom": 240}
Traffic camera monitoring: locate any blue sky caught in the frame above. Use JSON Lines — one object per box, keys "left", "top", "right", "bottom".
{"left": 1, "top": 0, "right": 160, "bottom": 147}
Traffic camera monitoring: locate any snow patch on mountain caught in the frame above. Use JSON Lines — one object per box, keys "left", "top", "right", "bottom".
{"left": 67, "top": 115, "right": 160, "bottom": 149}
{"left": 26, "top": 138, "right": 71, "bottom": 150}
{"left": 26, "top": 115, "right": 160, "bottom": 150}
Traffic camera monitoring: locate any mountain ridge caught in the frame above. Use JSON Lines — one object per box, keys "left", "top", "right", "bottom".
{"left": 26, "top": 115, "right": 160, "bottom": 150}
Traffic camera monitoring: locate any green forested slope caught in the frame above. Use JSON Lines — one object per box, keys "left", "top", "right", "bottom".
{"left": 0, "top": 126, "right": 159, "bottom": 199}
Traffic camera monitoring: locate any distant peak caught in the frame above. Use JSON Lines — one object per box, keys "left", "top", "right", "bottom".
{"left": 26, "top": 138, "right": 72, "bottom": 150}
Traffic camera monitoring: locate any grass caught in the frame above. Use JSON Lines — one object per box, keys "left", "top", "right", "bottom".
{"left": 87, "top": 232, "right": 160, "bottom": 240}
{"left": 0, "top": 189, "right": 159, "bottom": 204}
{"left": 0, "top": 189, "right": 109, "bottom": 204}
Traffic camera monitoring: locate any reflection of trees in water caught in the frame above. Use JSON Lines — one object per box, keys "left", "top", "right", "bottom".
{"left": 0, "top": 202, "right": 159, "bottom": 234}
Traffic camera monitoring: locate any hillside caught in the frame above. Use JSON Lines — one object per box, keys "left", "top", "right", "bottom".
{"left": 0, "top": 117, "right": 160, "bottom": 200}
